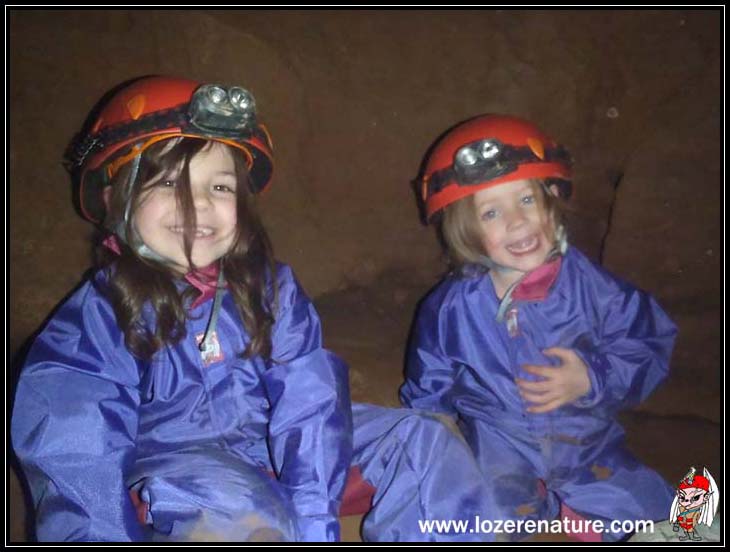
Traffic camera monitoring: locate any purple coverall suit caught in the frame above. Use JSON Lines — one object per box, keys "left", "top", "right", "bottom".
{"left": 401, "top": 246, "right": 677, "bottom": 541}
{"left": 12, "top": 263, "right": 492, "bottom": 542}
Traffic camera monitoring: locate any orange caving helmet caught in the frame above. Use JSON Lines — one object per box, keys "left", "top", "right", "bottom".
{"left": 65, "top": 75, "right": 274, "bottom": 223}
{"left": 420, "top": 114, "right": 573, "bottom": 221}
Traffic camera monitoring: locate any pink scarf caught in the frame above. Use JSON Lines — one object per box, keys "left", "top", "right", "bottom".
{"left": 102, "top": 234, "right": 224, "bottom": 309}
{"left": 511, "top": 256, "right": 562, "bottom": 302}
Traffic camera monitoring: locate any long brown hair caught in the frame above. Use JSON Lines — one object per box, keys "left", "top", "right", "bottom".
{"left": 97, "top": 138, "right": 278, "bottom": 361}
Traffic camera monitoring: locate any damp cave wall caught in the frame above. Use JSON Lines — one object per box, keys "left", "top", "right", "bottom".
{"left": 8, "top": 9, "right": 723, "bottom": 541}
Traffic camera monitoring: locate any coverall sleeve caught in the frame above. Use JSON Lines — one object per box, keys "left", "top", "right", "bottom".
{"left": 261, "top": 266, "right": 352, "bottom": 542}
{"left": 11, "top": 280, "right": 143, "bottom": 541}
{"left": 399, "top": 294, "right": 459, "bottom": 416}
{"left": 573, "top": 284, "right": 677, "bottom": 413}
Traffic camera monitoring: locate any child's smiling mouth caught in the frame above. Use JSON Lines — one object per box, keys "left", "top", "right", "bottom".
{"left": 169, "top": 226, "right": 215, "bottom": 238}
{"left": 506, "top": 234, "right": 540, "bottom": 255}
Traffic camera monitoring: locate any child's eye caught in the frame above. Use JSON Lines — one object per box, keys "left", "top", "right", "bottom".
{"left": 159, "top": 178, "right": 177, "bottom": 188}
{"left": 521, "top": 194, "right": 535, "bottom": 205}
{"left": 481, "top": 209, "right": 498, "bottom": 221}
{"left": 213, "top": 184, "right": 236, "bottom": 193}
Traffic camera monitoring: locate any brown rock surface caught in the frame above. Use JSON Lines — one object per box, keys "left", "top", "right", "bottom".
{"left": 9, "top": 9, "right": 722, "bottom": 542}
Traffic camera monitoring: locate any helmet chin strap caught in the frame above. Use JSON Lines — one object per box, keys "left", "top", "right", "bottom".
{"left": 488, "top": 224, "right": 568, "bottom": 323}
{"left": 112, "top": 147, "right": 170, "bottom": 265}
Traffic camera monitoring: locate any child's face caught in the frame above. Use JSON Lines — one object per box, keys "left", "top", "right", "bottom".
{"left": 473, "top": 179, "right": 556, "bottom": 274}
{"left": 133, "top": 142, "right": 238, "bottom": 272}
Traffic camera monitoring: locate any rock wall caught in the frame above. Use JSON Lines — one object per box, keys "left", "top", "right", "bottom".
{"left": 9, "top": 9, "right": 722, "bottom": 541}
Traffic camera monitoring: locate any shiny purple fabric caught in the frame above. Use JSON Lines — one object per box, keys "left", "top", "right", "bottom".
{"left": 12, "top": 264, "right": 350, "bottom": 541}
{"left": 12, "top": 262, "right": 494, "bottom": 542}
{"left": 401, "top": 246, "right": 678, "bottom": 540}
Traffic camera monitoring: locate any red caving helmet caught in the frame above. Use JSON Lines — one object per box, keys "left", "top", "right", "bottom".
{"left": 420, "top": 114, "right": 572, "bottom": 221}
{"left": 65, "top": 75, "right": 274, "bottom": 223}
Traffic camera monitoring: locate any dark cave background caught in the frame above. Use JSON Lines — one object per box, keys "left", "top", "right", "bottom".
{"left": 8, "top": 9, "right": 723, "bottom": 541}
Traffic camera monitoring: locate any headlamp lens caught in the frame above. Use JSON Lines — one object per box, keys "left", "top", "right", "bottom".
{"left": 479, "top": 140, "right": 500, "bottom": 159}
{"left": 456, "top": 147, "right": 479, "bottom": 167}
{"left": 207, "top": 86, "right": 227, "bottom": 104}
{"left": 228, "top": 87, "right": 254, "bottom": 111}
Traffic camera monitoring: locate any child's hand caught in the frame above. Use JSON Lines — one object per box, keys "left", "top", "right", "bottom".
{"left": 515, "top": 347, "right": 591, "bottom": 413}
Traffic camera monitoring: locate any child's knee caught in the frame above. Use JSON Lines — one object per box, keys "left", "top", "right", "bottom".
{"left": 132, "top": 464, "right": 299, "bottom": 541}
{"left": 396, "top": 410, "right": 466, "bottom": 444}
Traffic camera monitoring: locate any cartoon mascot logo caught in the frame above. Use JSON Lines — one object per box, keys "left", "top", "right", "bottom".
{"left": 669, "top": 467, "right": 719, "bottom": 542}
